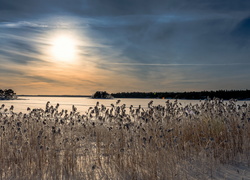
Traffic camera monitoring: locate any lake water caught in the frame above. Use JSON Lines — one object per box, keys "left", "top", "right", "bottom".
{"left": 1, "top": 96, "right": 249, "bottom": 114}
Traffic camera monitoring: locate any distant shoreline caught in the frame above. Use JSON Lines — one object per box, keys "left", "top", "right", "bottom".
{"left": 16, "top": 89, "right": 250, "bottom": 100}
{"left": 18, "top": 95, "right": 91, "bottom": 97}
{"left": 14, "top": 95, "right": 250, "bottom": 101}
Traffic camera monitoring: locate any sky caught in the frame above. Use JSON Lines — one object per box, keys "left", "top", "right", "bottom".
{"left": 0, "top": 0, "right": 250, "bottom": 95}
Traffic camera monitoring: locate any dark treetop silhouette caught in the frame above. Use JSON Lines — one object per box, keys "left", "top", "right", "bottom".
{"left": 0, "top": 89, "right": 17, "bottom": 100}
{"left": 111, "top": 90, "right": 250, "bottom": 100}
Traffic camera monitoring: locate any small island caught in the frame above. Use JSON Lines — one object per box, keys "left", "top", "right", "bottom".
{"left": 91, "top": 91, "right": 114, "bottom": 99}
{"left": 0, "top": 89, "right": 17, "bottom": 100}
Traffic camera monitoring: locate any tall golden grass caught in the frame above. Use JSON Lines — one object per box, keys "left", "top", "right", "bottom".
{"left": 0, "top": 98, "right": 249, "bottom": 179}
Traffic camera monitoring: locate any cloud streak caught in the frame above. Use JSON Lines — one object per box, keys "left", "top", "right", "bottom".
{"left": 102, "top": 62, "right": 250, "bottom": 66}
{"left": 0, "top": 21, "right": 48, "bottom": 28}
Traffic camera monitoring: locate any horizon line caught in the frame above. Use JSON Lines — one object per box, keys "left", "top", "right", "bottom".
{"left": 104, "top": 62, "right": 250, "bottom": 66}
{"left": 18, "top": 89, "right": 250, "bottom": 96}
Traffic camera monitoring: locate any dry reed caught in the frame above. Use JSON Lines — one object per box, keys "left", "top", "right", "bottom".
{"left": 0, "top": 98, "right": 249, "bottom": 179}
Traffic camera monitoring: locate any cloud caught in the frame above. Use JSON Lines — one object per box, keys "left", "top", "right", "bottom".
{"left": 235, "top": 16, "right": 250, "bottom": 36}
{"left": 24, "top": 75, "right": 62, "bottom": 84}
{"left": 0, "top": 50, "right": 41, "bottom": 64}
{"left": 0, "top": 66, "right": 24, "bottom": 76}
{"left": 0, "top": 29, "right": 44, "bottom": 64}
{"left": 231, "top": 16, "right": 250, "bottom": 46}
{"left": 85, "top": 14, "right": 250, "bottom": 67}
{"left": 1, "top": 0, "right": 250, "bottom": 94}
{"left": 102, "top": 62, "right": 250, "bottom": 66}
{"left": 1, "top": 0, "right": 250, "bottom": 19}
{"left": 0, "top": 21, "right": 48, "bottom": 28}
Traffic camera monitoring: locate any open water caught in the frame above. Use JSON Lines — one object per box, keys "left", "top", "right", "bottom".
{"left": 0, "top": 96, "right": 249, "bottom": 114}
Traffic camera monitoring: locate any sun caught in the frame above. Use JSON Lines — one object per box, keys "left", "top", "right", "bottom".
{"left": 51, "top": 35, "right": 77, "bottom": 62}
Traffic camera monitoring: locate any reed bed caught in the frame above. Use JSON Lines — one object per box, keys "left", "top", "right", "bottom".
{"left": 0, "top": 98, "right": 250, "bottom": 179}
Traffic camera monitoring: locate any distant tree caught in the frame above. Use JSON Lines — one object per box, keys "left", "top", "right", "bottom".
{"left": 4, "top": 89, "right": 13, "bottom": 98}
{"left": 0, "top": 89, "right": 4, "bottom": 99}
{"left": 0, "top": 89, "right": 17, "bottom": 100}
{"left": 92, "top": 91, "right": 113, "bottom": 99}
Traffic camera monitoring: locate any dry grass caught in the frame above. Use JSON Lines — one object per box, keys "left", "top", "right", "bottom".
{"left": 0, "top": 98, "right": 249, "bottom": 179}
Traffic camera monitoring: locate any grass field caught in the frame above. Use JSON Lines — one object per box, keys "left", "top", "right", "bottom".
{"left": 0, "top": 99, "right": 249, "bottom": 179}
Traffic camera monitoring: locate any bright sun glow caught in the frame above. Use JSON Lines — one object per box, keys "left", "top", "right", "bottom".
{"left": 51, "top": 35, "right": 77, "bottom": 62}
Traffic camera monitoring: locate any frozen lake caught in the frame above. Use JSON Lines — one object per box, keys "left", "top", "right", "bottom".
{"left": 1, "top": 96, "right": 249, "bottom": 114}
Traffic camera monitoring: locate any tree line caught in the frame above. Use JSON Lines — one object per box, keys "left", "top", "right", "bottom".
{"left": 0, "top": 89, "right": 17, "bottom": 100}
{"left": 92, "top": 91, "right": 114, "bottom": 99}
{"left": 111, "top": 90, "right": 250, "bottom": 100}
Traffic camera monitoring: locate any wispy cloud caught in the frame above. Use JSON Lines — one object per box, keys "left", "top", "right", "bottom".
{"left": 0, "top": 21, "right": 48, "bottom": 28}
{"left": 103, "top": 62, "right": 250, "bottom": 66}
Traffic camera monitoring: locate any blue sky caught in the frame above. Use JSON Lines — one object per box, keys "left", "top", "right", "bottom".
{"left": 1, "top": 0, "right": 250, "bottom": 95}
